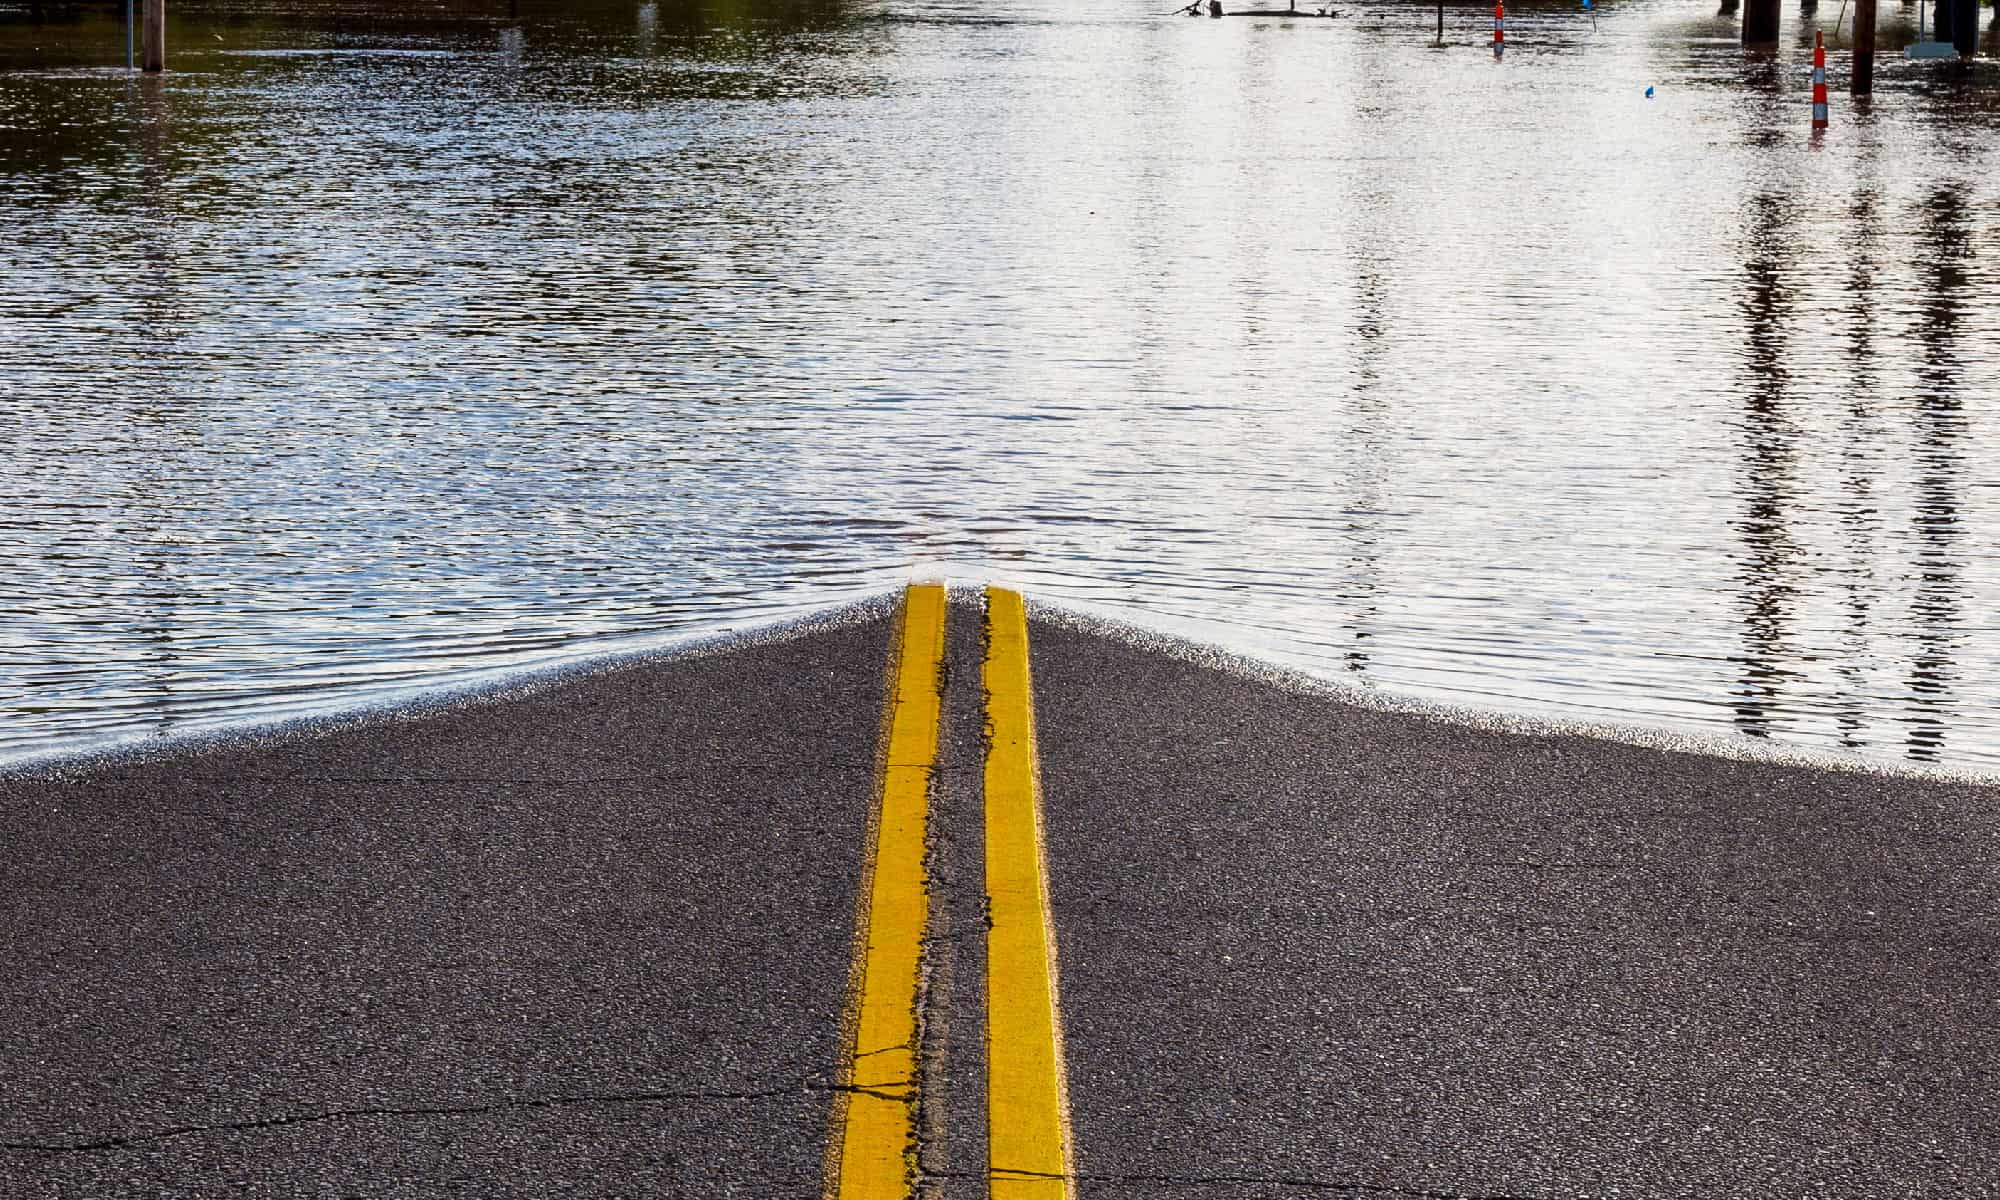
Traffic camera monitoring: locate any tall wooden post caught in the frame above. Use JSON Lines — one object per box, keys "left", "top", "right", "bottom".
{"left": 1934, "top": 0, "right": 1953, "bottom": 42}
{"left": 1951, "top": 0, "right": 1977, "bottom": 51}
{"left": 141, "top": 0, "right": 164, "bottom": 72}
{"left": 1743, "top": 0, "right": 1780, "bottom": 43}
{"left": 1851, "top": 0, "right": 1877, "bottom": 91}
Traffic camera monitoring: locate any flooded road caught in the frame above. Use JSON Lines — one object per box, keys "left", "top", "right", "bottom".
{"left": 2, "top": 0, "right": 1997, "bottom": 770}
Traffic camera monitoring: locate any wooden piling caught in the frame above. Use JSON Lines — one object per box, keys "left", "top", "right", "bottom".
{"left": 1851, "top": 0, "right": 1877, "bottom": 91}
{"left": 141, "top": 0, "right": 164, "bottom": 72}
{"left": 1950, "top": 0, "right": 1977, "bottom": 52}
{"left": 1743, "top": 0, "right": 1780, "bottom": 43}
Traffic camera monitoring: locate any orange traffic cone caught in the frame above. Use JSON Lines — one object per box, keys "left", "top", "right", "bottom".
{"left": 1811, "top": 31, "right": 1829, "bottom": 129}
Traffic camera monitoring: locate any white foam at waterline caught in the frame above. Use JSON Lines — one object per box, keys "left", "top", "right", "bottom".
{"left": 1018, "top": 593, "right": 2000, "bottom": 788}
{"left": 0, "top": 593, "right": 897, "bottom": 782}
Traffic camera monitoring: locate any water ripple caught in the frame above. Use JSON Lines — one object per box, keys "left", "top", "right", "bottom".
{"left": 2, "top": 0, "right": 1998, "bottom": 770}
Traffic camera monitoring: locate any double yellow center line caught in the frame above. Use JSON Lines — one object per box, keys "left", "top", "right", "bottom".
{"left": 828, "top": 584, "right": 1075, "bottom": 1200}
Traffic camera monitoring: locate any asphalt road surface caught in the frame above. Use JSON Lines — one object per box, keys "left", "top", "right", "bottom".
{"left": 5, "top": 592, "right": 1998, "bottom": 1198}
{"left": 1027, "top": 616, "right": 2000, "bottom": 1199}
{"left": 1, "top": 613, "right": 897, "bottom": 1198}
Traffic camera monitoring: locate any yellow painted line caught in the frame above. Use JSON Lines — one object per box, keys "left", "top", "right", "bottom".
{"left": 828, "top": 583, "right": 947, "bottom": 1200}
{"left": 983, "top": 587, "right": 1076, "bottom": 1200}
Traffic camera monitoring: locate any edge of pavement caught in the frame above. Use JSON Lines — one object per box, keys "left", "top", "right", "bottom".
{"left": 1020, "top": 595, "right": 2000, "bottom": 787}
{"left": 1, "top": 593, "right": 901, "bottom": 785}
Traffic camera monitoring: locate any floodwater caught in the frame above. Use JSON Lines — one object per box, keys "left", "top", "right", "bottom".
{"left": 2, "top": 0, "right": 1998, "bottom": 770}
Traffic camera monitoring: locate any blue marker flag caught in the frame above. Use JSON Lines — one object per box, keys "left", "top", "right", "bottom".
{"left": 1645, "top": 85, "right": 1655, "bottom": 97}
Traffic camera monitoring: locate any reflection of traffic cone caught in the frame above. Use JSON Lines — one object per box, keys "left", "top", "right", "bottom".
{"left": 1811, "top": 31, "right": 1829, "bottom": 129}
{"left": 1494, "top": 1, "right": 1505, "bottom": 51}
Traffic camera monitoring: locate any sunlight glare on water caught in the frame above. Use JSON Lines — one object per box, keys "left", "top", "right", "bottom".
{"left": 2, "top": 0, "right": 1997, "bottom": 769}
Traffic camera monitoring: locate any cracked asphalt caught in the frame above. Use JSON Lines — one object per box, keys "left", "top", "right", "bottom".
{"left": 6, "top": 600, "right": 2000, "bottom": 1198}
{"left": 0, "top": 616, "right": 896, "bottom": 1198}
{"left": 1026, "top": 617, "right": 2000, "bottom": 1198}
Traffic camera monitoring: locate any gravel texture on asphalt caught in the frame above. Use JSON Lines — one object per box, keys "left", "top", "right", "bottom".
{"left": 1026, "top": 618, "right": 2000, "bottom": 1199}
{"left": 0, "top": 615, "right": 897, "bottom": 1198}
{"left": 921, "top": 593, "right": 996, "bottom": 1200}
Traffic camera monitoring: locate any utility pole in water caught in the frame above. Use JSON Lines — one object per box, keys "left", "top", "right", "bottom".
{"left": 1930, "top": 0, "right": 1978, "bottom": 47}
{"left": 1742, "top": 0, "right": 1779, "bottom": 45}
{"left": 1851, "top": 0, "right": 1877, "bottom": 92}
{"left": 141, "top": 0, "right": 164, "bottom": 72}
{"left": 1949, "top": 0, "right": 1977, "bottom": 55}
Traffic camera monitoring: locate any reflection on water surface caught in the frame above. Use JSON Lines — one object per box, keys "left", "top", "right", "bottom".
{"left": 2, "top": 0, "right": 1997, "bottom": 769}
